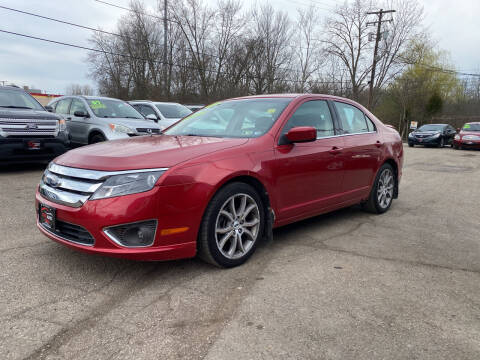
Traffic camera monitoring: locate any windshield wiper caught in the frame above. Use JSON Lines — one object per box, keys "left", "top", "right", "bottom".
{"left": 0, "top": 105, "right": 33, "bottom": 109}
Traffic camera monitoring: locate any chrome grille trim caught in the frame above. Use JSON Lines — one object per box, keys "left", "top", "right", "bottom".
{"left": 0, "top": 118, "right": 58, "bottom": 137}
{"left": 39, "top": 163, "right": 169, "bottom": 207}
{"left": 48, "top": 163, "right": 168, "bottom": 181}
{"left": 39, "top": 183, "right": 91, "bottom": 208}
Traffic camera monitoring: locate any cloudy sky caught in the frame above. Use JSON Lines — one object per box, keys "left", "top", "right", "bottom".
{"left": 0, "top": 0, "right": 478, "bottom": 94}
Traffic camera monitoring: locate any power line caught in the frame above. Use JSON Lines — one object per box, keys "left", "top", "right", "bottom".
{"left": 0, "top": 28, "right": 350, "bottom": 86}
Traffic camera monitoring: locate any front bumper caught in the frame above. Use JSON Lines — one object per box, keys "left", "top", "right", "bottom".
{"left": 0, "top": 134, "right": 69, "bottom": 163}
{"left": 35, "top": 184, "right": 200, "bottom": 261}
{"left": 453, "top": 139, "right": 480, "bottom": 149}
{"left": 408, "top": 136, "right": 441, "bottom": 145}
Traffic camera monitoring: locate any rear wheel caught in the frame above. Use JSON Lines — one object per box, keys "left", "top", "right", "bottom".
{"left": 89, "top": 134, "right": 105, "bottom": 144}
{"left": 198, "top": 183, "right": 264, "bottom": 268}
{"left": 362, "top": 163, "right": 395, "bottom": 214}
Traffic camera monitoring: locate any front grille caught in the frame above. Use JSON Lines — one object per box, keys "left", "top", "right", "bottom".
{"left": 51, "top": 220, "right": 95, "bottom": 246}
{"left": 136, "top": 128, "right": 161, "bottom": 134}
{"left": 0, "top": 118, "right": 58, "bottom": 137}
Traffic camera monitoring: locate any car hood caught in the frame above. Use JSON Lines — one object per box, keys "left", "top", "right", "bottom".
{"left": 460, "top": 131, "right": 480, "bottom": 136}
{"left": 54, "top": 135, "right": 249, "bottom": 171}
{"left": 413, "top": 130, "right": 441, "bottom": 135}
{"left": 99, "top": 117, "right": 161, "bottom": 129}
{"left": 0, "top": 108, "right": 59, "bottom": 120}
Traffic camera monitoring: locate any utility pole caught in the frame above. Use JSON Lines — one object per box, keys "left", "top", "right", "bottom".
{"left": 367, "top": 9, "right": 395, "bottom": 110}
{"left": 163, "top": 0, "right": 168, "bottom": 99}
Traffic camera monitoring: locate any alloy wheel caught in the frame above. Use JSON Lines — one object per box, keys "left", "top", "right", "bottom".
{"left": 377, "top": 168, "right": 394, "bottom": 209}
{"left": 215, "top": 193, "right": 260, "bottom": 260}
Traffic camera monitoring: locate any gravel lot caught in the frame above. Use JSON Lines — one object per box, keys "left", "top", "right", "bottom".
{"left": 1, "top": 147, "right": 479, "bottom": 360}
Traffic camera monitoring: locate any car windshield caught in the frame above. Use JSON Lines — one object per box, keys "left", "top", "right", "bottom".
{"left": 417, "top": 124, "right": 444, "bottom": 132}
{"left": 462, "top": 123, "right": 480, "bottom": 131}
{"left": 87, "top": 98, "right": 143, "bottom": 119}
{"left": 164, "top": 98, "right": 292, "bottom": 138}
{"left": 155, "top": 103, "right": 192, "bottom": 119}
{"left": 0, "top": 88, "right": 44, "bottom": 110}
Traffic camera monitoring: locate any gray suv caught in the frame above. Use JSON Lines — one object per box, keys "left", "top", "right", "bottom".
{"left": 48, "top": 96, "right": 162, "bottom": 144}
{"left": 129, "top": 100, "right": 192, "bottom": 130}
{"left": 0, "top": 86, "right": 69, "bottom": 164}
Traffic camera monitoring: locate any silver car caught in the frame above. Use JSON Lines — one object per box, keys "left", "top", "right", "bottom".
{"left": 129, "top": 100, "right": 192, "bottom": 130}
{"left": 48, "top": 96, "right": 162, "bottom": 144}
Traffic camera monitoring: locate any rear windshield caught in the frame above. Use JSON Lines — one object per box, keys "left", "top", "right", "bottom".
{"left": 155, "top": 103, "right": 192, "bottom": 119}
{"left": 462, "top": 124, "right": 480, "bottom": 131}
{"left": 0, "top": 88, "right": 44, "bottom": 111}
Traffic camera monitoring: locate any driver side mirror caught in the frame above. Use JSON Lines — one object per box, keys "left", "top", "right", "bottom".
{"left": 74, "top": 110, "right": 89, "bottom": 118}
{"left": 44, "top": 105, "right": 53, "bottom": 113}
{"left": 145, "top": 114, "right": 158, "bottom": 122}
{"left": 286, "top": 126, "right": 317, "bottom": 143}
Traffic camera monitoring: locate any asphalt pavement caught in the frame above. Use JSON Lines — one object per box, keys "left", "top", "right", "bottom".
{"left": 0, "top": 146, "right": 479, "bottom": 359}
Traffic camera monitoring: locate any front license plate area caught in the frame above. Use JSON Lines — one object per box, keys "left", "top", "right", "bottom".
{"left": 26, "top": 140, "right": 41, "bottom": 150}
{"left": 39, "top": 203, "right": 56, "bottom": 231}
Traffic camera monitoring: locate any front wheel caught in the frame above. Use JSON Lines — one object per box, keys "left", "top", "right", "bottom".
{"left": 198, "top": 183, "right": 265, "bottom": 268}
{"left": 408, "top": 142, "right": 414, "bottom": 147}
{"left": 362, "top": 163, "right": 395, "bottom": 214}
{"left": 438, "top": 137, "right": 445, "bottom": 148}
{"left": 89, "top": 134, "right": 106, "bottom": 144}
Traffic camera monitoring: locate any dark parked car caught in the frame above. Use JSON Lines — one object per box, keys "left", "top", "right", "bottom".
{"left": 453, "top": 122, "right": 480, "bottom": 149}
{"left": 408, "top": 124, "right": 456, "bottom": 148}
{"left": 0, "top": 86, "right": 69, "bottom": 164}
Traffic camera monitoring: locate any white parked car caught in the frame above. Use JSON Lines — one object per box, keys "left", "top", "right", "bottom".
{"left": 129, "top": 100, "right": 192, "bottom": 130}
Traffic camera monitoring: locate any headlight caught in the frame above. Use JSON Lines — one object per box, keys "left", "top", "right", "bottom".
{"left": 454, "top": 134, "right": 460, "bottom": 140}
{"left": 90, "top": 170, "right": 166, "bottom": 200}
{"left": 431, "top": 133, "right": 440, "bottom": 138}
{"left": 57, "top": 119, "right": 67, "bottom": 132}
{"left": 109, "top": 123, "right": 135, "bottom": 134}
{"left": 408, "top": 132, "right": 414, "bottom": 138}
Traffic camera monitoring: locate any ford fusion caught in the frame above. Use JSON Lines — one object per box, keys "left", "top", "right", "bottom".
{"left": 36, "top": 94, "right": 403, "bottom": 268}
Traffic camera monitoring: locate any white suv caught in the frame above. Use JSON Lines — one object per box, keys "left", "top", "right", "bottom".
{"left": 129, "top": 101, "right": 192, "bottom": 130}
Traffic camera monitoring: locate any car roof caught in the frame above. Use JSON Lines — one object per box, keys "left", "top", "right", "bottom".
{"left": 465, "top": 122, "right": 480, "bottom": 125}
{"left": 0, "top": 85, "right": 23, "bottom": 92}
{"left": 129, "top": 100, "right": 183, "bottom": 105}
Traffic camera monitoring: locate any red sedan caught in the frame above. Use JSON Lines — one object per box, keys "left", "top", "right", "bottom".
{"left": 36, "top": 94, "right": 403, "bottom": 267}
{"left": 453, "top": 122, "right": 480, "bottom": 149}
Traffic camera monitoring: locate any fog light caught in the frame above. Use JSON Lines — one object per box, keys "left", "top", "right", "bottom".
{"left": 104, "top": 220, "right": 157, "bottom": 247}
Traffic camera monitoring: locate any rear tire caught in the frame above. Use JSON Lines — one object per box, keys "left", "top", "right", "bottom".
{"left": 89, "top": 134, "right": 105, "bottom": 144}
{"left": 198, "top": 182, "right": 265, "bottom": 268}
{"left": 362, "top": 163, "right": 395, "bottom": 214}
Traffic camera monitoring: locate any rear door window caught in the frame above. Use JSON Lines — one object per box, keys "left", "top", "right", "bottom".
{"left": 334, "top": 102, "right": 369, "bottom": 134}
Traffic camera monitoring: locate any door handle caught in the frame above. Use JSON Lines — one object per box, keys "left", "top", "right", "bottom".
{"left": 66, "top": 117, "right": 72, "bottom": 120}
{"left": 375, "top": 141, "right": 383, "bottom": 148}
{"left": 329, "top": 146, "right": 342, "bottom": 155}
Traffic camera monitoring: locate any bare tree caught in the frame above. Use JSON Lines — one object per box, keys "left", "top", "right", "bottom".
{"left": 65, "top": 84, "right": 95, "bottom": 96}
{"left": 324, "top": 0, "right": 373, "bottom": 101}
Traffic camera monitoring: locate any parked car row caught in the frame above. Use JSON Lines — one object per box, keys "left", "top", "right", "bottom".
{"left": 0, "top": 85, "right": 205, "bottom": 164}
{"left": 408, "top": 122, "right": 480, "bottom": 150}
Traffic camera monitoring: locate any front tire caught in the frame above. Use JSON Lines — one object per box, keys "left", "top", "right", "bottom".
{"left": 89, "top": 134, "right": 106, "bottom": 144}
{"left": 408, "top": 142, "right": 414, "bottom": 147}
{"left": 438, "top": 137, "right": 445, "bottom": 148}
{"left": 362, "top": 163, "right": 395, "bottom": 214}
{"left": 198, "top": 182, "right": 265, "bottom": 268}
